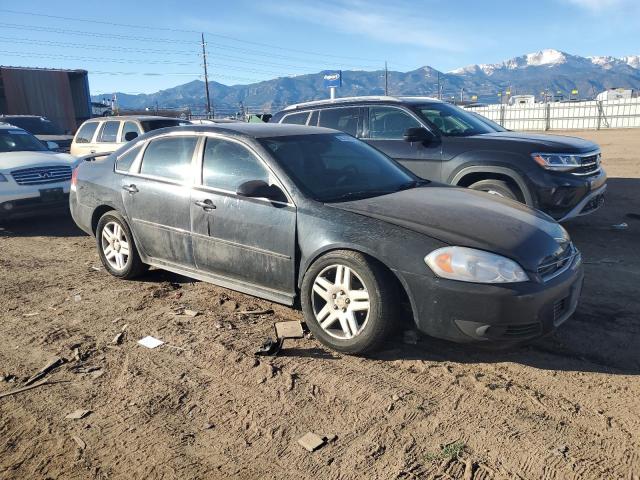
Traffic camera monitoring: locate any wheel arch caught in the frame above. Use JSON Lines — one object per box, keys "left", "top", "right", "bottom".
{"left": 91, "top": 204, "right": 118, "bottom": 235}
{"left": 449, "top": 166, "right": 535, "bottom": 206}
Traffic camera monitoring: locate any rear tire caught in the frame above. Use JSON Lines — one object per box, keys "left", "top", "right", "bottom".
{"left": 469, "top": 179, "right": 520, "bottom": 201}
{"left": 96, "top": 211, "right": 147, "bottom": 279}
{"left": 301, "top": 250, "right": 398, "bottom": 355}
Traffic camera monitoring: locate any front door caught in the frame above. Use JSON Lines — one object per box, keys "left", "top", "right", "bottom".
{"left": 363, "top": 105, "right": 443, "bottom": 181}
{"left": 121, "top": 135, "right": 198, "bottom": 266}
{"left": 190, "top": 136, "right": 296, "bottom": 295}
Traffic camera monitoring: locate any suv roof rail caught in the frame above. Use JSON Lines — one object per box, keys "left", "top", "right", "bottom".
{"left": 282, "top": 96, "right": 404, "bottom": 111}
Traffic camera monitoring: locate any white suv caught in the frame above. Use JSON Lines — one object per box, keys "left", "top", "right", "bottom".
{"left": 0, "top": 124, "right": 79, "bottom": 222}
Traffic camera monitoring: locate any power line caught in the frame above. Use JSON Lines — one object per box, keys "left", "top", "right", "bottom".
{"left": 0, "top": 50, "right": 199, "bottom": 66}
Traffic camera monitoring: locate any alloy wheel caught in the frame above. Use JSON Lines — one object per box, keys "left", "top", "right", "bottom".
{"left": 101, "top": 221, "right": 130, "bottom": 271}
{"left": 311, "top": 264, "right": 370, "bottom": 339}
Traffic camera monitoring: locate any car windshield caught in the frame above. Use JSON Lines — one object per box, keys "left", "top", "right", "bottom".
{"left": 259, "top": 133, "right": 421, "bottom": 202}
{"left": 0, "top": 129, "right": 48, "bottom": 152}
{"left": 413, "top": 103, "right": 496, "bottom": 136}
{"left": 140, "top": 119, "right": 191, "bottom": 132}
{"left": 3, "top": 117, "right": 65, "bottom": 135}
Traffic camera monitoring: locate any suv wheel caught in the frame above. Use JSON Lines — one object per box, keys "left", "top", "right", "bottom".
{"left": 301, "top": 250, "right": 397, "bottom": 354}
{"left": 96, "top": 211, "right": 147, "bottom": 279}
{"left": 469, "top": 179, "right": 520, "bottom": 201}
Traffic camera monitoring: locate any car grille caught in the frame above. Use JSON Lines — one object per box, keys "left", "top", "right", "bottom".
{"left": 571, "top": 153, "right": 600, "bottom": 176}
{"left": 11, "top": 166, "right": 72, "bottom": 185}
{"left": 553, "top": 297, "right": 568, "bottom": 322}
{"left": 538, "top": 242, "right": 577, "bottom": 281}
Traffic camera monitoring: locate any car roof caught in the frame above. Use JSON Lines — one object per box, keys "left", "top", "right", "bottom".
{"left": 0, "top": 123, "right": 27, "bottom": 131}
{"left": 281, "top": 95, "right": 443, "bottom": 112}
{"left": 148, "top": 122, "right": 337, "bottom": 139}
{"left": 82, "top": 115, "right": 187, "bottom": 122}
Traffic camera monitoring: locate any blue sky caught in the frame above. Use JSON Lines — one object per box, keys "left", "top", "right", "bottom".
{"left": 1, "top": 0, "right": 638, "bottom": 94}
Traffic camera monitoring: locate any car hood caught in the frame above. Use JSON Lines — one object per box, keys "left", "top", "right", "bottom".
{"left": 0, "top": 151, "right": 79, "bottom": 171}
{"left": 455, "top": 131, "right": 599, "bottom": 154}
{"left": 329, "top": 186, "right": 569, "bottom": 272}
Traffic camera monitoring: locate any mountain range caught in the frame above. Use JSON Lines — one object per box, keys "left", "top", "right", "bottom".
{"left": 93, "top": 49, "right": 640, "bottom": 114}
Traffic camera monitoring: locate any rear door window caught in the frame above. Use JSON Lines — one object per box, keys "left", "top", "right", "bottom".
{"left": 97, "top": 121, "right": 121, "bottom": 143}
{"left": 74, "top": 122, "right": 99, "bottom": 144}
{"left": 139, "top": 136, "right": 198, "bottom": 182}
{"left": 368, "top": 106, "right": 421, "bottom": 139}
{"left": 202, "top": 138, "right": 269, "bottom": 192}
{"left": 121, "top": 121, "right": 142, "bottom": 142}
{"left": 281, "top": 112, "right": 310, "bottom": 125}
{"left": 116, "top": 144, "right": 142, "bottom": 172}
{"left": 318, "top": 107, "right": 361, "bottom": 136}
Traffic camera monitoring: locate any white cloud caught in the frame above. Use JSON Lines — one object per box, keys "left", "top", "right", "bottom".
{"left": 262, "top": 0, "right": 471, "bottom": 52}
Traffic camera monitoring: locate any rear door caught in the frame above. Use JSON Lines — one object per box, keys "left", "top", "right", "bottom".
{"left": 363, "top": 105, "right": 443, "bottom": 181}
{"left": 121, "top": 134, "right": 198, "bottom": 267}
{"left": 71, "top": 121, "right": 100, "bottom": 156}
{"left": 95, "top": 120, "right": 122, "bottom": 155}
{"left": 317, "top": 106, "right": 363, "bottom": 137}
{"left": 190, "top": 135, "right": 296, "bottom": 295}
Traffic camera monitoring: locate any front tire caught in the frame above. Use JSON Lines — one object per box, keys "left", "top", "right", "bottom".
{"left": 96, "top": 211, "right": 147, "bottom": 279}
{"left": 301, "top": 250, "right": 398, "bottom": 354}
{"left": 468, "top": 179, "right": 521, "bottom": 201}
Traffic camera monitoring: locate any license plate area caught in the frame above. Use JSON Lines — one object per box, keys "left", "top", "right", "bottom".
{"left": 39, "top": 187, "right": 65, "bottom": 203}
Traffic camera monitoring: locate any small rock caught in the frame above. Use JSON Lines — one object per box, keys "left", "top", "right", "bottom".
{"left": 23, "top": 312, "right": 39, "bottom": 317}
{"left": 91, "top": 370, "right": 105, "bottom": 380}
{"left": 182, "top": 309, "right": 200, "bottom": 317}
{"left": 214, "top": 321, "right": 224, "bottom": 329}
{"left": 74, "top": 295, "right": 82, "bottom": 302}
{"left": 112, "top": 317, "right": 123, "bottom": 323}
{"left": 204, "top": 423, "right": 215, "bottom": 430}
{"left": 222, "top": 300, "right": 238, "bottom": 312}
{"left": 392, "top": 393, "right": 401, "bottom": 402}
{"left": 298, "top": 432, "right": 326, "bottom": 452}
{"left": 72, "top": 436, "right": 86, "bottom": 450}
{"left": 112, "top": 332, "right": 124, "bottom": 345}
{"left": 226, "top": 323, "right": 235, "bottom": 330}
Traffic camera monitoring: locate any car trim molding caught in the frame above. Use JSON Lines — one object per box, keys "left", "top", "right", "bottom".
{"left": 191, "top": 231, "right": 291, "bottom": 260}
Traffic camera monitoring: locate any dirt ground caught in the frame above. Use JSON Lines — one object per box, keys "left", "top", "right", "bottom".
{"left": 1, "top": 129, "right": 639, "bottom": 480}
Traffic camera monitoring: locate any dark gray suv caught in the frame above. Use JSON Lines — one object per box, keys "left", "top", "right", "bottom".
{"left": 271, "top": 96, "right": 607, "bottom": 221}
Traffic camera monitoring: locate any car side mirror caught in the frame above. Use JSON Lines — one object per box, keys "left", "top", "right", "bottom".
{"left": 46, "top": 141, "right": 60, "bottom": 151}
{"left": 236, "top": 180, "right": 287, "bottom": 202}
{"left": 124, "top": 131, "right": 139, "bottom": 142}
{"left": 403, "top": 127, "right": 434, "bottom": 143}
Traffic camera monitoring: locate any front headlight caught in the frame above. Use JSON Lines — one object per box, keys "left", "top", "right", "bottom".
{"left": 425, "top": 246, "right": 529, "bottom": 283}
{"left": 532, "top": 153, "right": 582, "bottom": 171}
{"left": 0, "top": 173, "right": 8, "bottom": 183}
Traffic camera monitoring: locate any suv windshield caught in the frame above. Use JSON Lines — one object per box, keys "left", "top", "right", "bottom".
{"left": 413, "top": 103, "right": 496, "bottom": 137}
{"left": 0, "top": 129, "right": 47, "bottom": 152}
{"left": 259, "top": 133, "right": 420, "bottom": 202}
{"left": 2, "top": 117, "right": 64, "bottom": 135}
{"left": 140, "top": 119, "right": 191, "bottom": 132}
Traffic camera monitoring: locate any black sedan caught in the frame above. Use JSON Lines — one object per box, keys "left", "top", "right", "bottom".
{"left": 70, "top": 123, "right": 583, "bottom": 354}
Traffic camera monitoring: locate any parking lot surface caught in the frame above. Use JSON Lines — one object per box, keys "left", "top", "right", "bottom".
{"left": 1, "top": 129, "right": 639, "bottom": 479}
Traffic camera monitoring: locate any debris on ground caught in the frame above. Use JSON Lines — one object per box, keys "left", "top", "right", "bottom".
{"left": 73, "top": 294, "right": 82, "bottom": 302}
{"left": 0, "top": 380, "right": 62, "bottom": 399}
{"left": 181, "top": 309, "right": 200, "bottom": 317}
{"left": 25, "top": 357, "right": 65, "bottom": 386}
{"left": 274, "top": 321, "right": 304, "bottom": 339}
{"left": 255, "top": 338, "right": 284, "bottom": 356}
{"left": 65, "top": 409, "right": 91, "bottom": 420}
{"left": 72, "top": 436, "right": 86, "bottom": 450}
{"left": 22, "top": 312, "right": 39, "bottom": 317}
{"left": 238, "top": 308, "right": 273, "bottom": 316}
{"left": 112, "top": 332, "right": 125, "bottom": 345}
{"left": 137, "top": 336, "right": 164, "bottom": 349}
{"left": 297, "top": 432, "right": 326, "bottom": 452}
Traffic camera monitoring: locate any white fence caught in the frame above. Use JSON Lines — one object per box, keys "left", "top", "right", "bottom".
{"left": 465, "top": 97, "right": 640, "bottom": 131}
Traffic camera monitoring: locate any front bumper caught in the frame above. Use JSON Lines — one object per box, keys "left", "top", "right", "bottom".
{"left": 400, "top": 253, "right": 584, "bottom": 343}
{"left": 531, "top": 168, "right": 607, "bottom": 221}
{"left": 0, "top": 185, "right": 70, "bottom": 221}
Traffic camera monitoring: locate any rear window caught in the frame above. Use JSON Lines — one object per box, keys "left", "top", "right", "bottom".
{"left": 140, "top": 119, "right": 190, "bottom": 132}
{"left": 139, "top": 136, "right": 197, "bottom": 182}
{"left": 97, "top": 121, "right": 121, "bottom": 143}
{"left": 74, "top": 122, "right": 99, "bottom": 144}
{"left": 281, "top": 112, "right": 309, "bottom": 125}
{"left": 318, "top": 107, "right": 360, "bottom": 136}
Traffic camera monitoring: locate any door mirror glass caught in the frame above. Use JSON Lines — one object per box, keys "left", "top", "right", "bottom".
{"left": 403, "top": 127, "right": 434, "bottom": 143}
{"left": 46, "top": 141, "right": 60, "bottom": 150}
{"left": 236, "top": 180, "right": 286, "bottom": 202}
{"left": 124, "top": 131, "right": 138, "bottom": 142}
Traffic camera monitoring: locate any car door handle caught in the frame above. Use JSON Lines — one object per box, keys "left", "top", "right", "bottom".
{"left": 194, "top": 199, "right": 216, "bottom": 211}
{"left": 122, "top": 184, "right": 139, "bottom": 194}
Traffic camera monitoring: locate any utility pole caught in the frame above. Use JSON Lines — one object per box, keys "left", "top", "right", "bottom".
{"left": 201, "top": 33, "right": 213, "bottom": 118}
{"left": 460, "top": 87, "right": 464, "bottom": 103}
{"left": 437, "top": 72, "right": 441, "bottom": 100}
{"left": 384, "top": 61, "right": 388, "bottom": 96}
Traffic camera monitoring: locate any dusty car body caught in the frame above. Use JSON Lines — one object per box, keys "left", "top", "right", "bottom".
{"left": 70, "top": 123, "right": 583, "bottom": 353}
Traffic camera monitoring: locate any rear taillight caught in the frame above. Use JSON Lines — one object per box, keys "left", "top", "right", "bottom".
{"left": 70, "top": 167, "right": 79, "bottom": 191}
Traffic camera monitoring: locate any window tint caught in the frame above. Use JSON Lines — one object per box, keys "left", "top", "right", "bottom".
{"left": 121, "top": 121, "right": 141, "bottom": 142}
{"left": 116, "top": 144, "right": 142, "bottom": 172}
{"left": 281, "top": 112, "right": 309, "bottom": 125}
{"left": 368, "top": 106, "right": 420, "bottom": 139}
{"left": 140, "top": 136, "right": 197, "bottom": 182}
{"left": 75, "top": 122, "right": 99, "bottom": 144}
{"left": 98, "top": 121, "right": 121, "bottom": 143}
{"left": 415, "top": 103, "right": 494, "bottom": 136}
{"left": 202, "top": 138, "right": 269, "bottom": 191}
{"left": 318, "top": 107, "right": 360, "bottom": 136}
